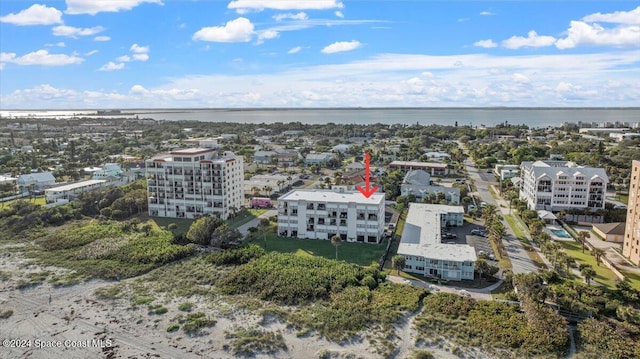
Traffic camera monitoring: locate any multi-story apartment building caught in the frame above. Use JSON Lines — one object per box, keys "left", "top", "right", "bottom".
{"left": 146, "top": 148, "right": 243, "bottom": 219}
{"left": 519, "top": 160, "right": 608, "bottom": 211}
{"left": 623, "top": 160, "right": 640, "bottom": 266}
{"left": 398, "top": 204, "right": 476, "bottom": 281}
{"left": 277, "top": 189, "right": 385, "bottom": 243}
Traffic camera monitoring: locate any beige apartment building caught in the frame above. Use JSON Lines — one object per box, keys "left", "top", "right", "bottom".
{"left": 623, "top": 160, "right": 640, "bottom": 266}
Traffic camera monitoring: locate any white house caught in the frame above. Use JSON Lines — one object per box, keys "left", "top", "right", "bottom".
{"left": 305, "top": 152, "right": 334, "bottom": 165}
{"left": 519, "top": 160, "right": 608, "bottom": 211}
{"left": 400, "top": 170, "right": 460, "bottom": 204}
{"left": 397, "top": 204, "right": 476, "bottom": 281}
{"left": 17, "top": 172, "right": 56, "bottom": 193}
{"left": 277, "top": 189, "right": 385, "bottom": 243}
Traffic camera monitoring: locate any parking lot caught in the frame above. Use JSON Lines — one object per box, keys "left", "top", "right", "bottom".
{"left": 442, "top": 222, "right": 497, "bottom": 262}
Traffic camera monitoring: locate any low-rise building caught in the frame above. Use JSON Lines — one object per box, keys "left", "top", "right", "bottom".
{"left": 277, "top": 189, "right": 385, "bottom": 243}
{"left": 92, "top": 163, "right": 124, "bottom": 180}
{"left": 245, "top": 174, "right": 296, "bottom": 197}
{"left": 45, "top": 179, "right": 108, "bottom": 205}
{"left": 592, "top": 222, "right": 626, "bottom": 243}
{"left": 400, "top": 170, "right": 460, "bottom": 204}
{"left": 494, "top": 164, "right": 520, "bottom": 181}
{"left": 389, "top": 161, "right": 450, "bottom": 176}
{"left": 254, "top": 150, "right": 276, "bottom": 164}
{"left": 305, "top": 152, "right": 334, "bottom": 165}
{"left": 398, "top": 204, "right": 476, "bottom": 281}
{"left": 17, "top": 172, "right": 56, "bottom": 193}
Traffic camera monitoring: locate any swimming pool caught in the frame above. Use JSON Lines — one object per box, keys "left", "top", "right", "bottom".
{"left": 550, "top": 229, "right": 571, "bottom": 238}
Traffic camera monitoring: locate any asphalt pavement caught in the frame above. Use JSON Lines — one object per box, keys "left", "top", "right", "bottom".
{"left": 463, "top": 156, "right": 538, "bottom": 274}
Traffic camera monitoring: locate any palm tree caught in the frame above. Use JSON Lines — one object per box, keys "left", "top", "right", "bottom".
{"left": 262, "top": 185, "right": 272, "bottom": 197}
{"left": 580, "top": 264, "right": 596, "bottom": 285}
{"left": 392, "top": 255, "right": 406, "bottom": 275}
{"left": 331, "top": 235, "right": 341, "bottom": 260}
{"left": 564, "top": 255, "right": 576, "bottom": 276}
{"left": 577, "top": 231, "right": 590, "bottom": 253}
{"left": 529, "top": 220, "right": 545, "bottom": 236}
{"left": 251, "top": 186, "right": 260, "bottom": 197}
{"left": 592, "top": 248, "right": 605, "bottom": 266}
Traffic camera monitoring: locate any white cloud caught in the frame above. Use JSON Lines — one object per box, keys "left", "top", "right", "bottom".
{"left": 555, "top": 20, "right": 640, "bottom": 49}
{"left": 53, "top": 25, "right": 105, "bottom": 37}
{"left": 45, "top": 42, "right": 67, "bottom": 48}
{"left": 193, "top": 17, "right": 254, "bottom": 42}
{"left": 473, "top": 39, "right": 497, "bottom": 48}
{"left": 4, "top": 50, "right": 640, "bottom": 108}
{"left": 582, "top": 6, "right": 640, "bottom": 25}
{"left": 335, "top": 11, "right": 344, "bottom": 18}
{"left": 85, "top": 50, "right": 99, "bottom": 56}
{"left": 99, "top": 62, "right": 125, "bottom": 71}
{"left": 512, "top": 73, "right": 531, "bottom": 84}
{"left": 0, "top": 50, "right": 83, "bottom": 66}
{"left": 288, "top": 46, "right": 302, "bottom": 54}
{"left": 502, "top": 30, "right": 556, "bottom": 49}
{"left": 130, "top": 44, "right": 150, "bottom": 54}
{"left": 130, "top": 85, "right": 148, "bottom": 94}
{"left": 480, "top": 11, "right": 495, "bottom": 16}
{"left": 0, "top": 63, "right": 4, "bottom": 71}
{"left": 0, "top": 4, "right": 63, "bottom": 26}
{"left": 132, "top": 53, "right": 149, "bottom": 61}
{"left": 94, "top": 35, "right": 111, "bottom": 41}
{"left": 228, "top": 0, "right": 343, "bottom": 13}
{"left": 116, "top": 55, "right": 131, "bottom": 62}
{"left": 273, "top": 12, "right": 307, "bottom": 22}
{"left": 65, "top": 0, "right": 163, "bottom": 15}
{"left": 321, "top": 40, "right": 361, "bottom": 54}
{"left": 256, "top": 30, "right": 279, "bottom": 44}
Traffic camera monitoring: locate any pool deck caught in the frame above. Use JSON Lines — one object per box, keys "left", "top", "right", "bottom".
{"left": 544, "top": 225, "right": 573, "bottom": 241}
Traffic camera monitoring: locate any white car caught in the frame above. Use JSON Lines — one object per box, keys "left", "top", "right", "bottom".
{"left": 403, "top": 279, "right": 412, "bottom": 285}
{"left": 458, "top": 289, "right": 471, "bottom": 297}
{"left": 428, "top": 284, "right": 440, "bottom": 292}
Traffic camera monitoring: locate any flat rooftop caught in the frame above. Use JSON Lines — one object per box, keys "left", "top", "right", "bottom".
{"left": 398, "top": 203, "right": 476, "bottom": 262}
{"left": 390, "top": 161, "right": 448, "bottom": 168}
{"left": 279, "top": 189, "right": 384, "bottom": 205}
{"left": 46, "top": 180, "right": 107, "bottom": 192}
{"left": 169, "top": 148, "right": 216, "bottom": 155}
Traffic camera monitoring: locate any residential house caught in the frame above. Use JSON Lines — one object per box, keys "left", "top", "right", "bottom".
{"left": 17, "top": 172, "right": 56, "bottom": 193}
{"left": 593, "top": 222, "right": 626, "bottom": 243}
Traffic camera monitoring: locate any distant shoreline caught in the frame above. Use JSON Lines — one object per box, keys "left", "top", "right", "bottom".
{"left": 2, "top": 106, "right": 640, "bottom": 112}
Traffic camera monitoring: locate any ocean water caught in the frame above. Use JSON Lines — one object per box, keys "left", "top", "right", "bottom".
{"left": 2, "top": 108, "right": 639, "bottom": 128}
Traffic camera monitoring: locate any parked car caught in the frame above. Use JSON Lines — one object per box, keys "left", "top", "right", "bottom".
{"left": 471, "top": 229, "right": 486, "bottom": 236}
{"left": 458, "top": 289, "right": 471, "bottom": 297}
{"left": 480, "top": 201, "right": 487, "bottom": 208}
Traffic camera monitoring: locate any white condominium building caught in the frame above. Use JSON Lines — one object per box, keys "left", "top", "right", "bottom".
{"left": 398, "top": 203, "right": 476, "bottom": 281}
{"left": 146, "top": 148, "right": 244, "bottom": 219}
{"left": 519, "top": 161, "right": 608, "bottom": 212}
{"left": 277, "top": 189, "right": 385, "bottom": 243}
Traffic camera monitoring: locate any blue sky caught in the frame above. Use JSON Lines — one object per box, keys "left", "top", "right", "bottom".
{"left": 1, "top": 0, "right": 639, "bottom": 108}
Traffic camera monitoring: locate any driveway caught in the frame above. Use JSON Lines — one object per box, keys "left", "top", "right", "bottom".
{"left": 237, "top": 209, "right": 277, "bottom": 237}
{"left": 462, "top": 154, "right": 537, "bottom": 274}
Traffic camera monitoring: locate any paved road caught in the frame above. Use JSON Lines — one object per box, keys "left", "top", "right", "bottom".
{"left": 463, "top": 156, "right": 538, "bottom": 274}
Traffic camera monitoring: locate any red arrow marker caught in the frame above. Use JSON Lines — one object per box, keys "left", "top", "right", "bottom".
{"left": 357, "top": 152, "right": 379, "bottom": 198}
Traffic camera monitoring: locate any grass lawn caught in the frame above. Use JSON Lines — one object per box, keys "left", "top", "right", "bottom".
{"left": 616, "top": 193, "right": 629, "bottom": 205}
{"left": 490, "top": 281, "right": 515, "bottom": 300}
{"left": 150, "top": 217, "right": 193, "bottom": 236}
{"left": 557, "top": 240, "right": 619, "bottom": 289}
{"left": 620, "top": 270, "right": 640, "bottom": 291}
{"left": 245, "top": 233, "right": 387, "bottom": 267}
{"left": 0, "top": 196, "right": 46, "bottom": 207}
{"left": 504, "top": 215, "right": 547, "bottom": 270}
{"left": 226, "top": 208, "right": 267, "bottom": 229}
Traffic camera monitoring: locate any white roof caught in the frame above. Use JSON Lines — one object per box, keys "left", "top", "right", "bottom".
{"left": 522, "top": 160, "right": 608, "bottom": 182}
{"left": 398, "top": 203, "right": 476, "bottom": 262}
{"left": 390, "top": 160, "right": 448, "bottom": 169}
{"left": 17, "top": 172, "right": 55, "bottom": 183}
{"left": 45, "top": 180, "right": 106, "bottom": 192}
{"left": 279, "top": 189, "right": 384, "bottom": 205}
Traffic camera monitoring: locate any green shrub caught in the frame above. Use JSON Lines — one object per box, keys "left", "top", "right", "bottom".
{"left": 224, "top": 327, "right": 287, "bottom": 356}
{"left": 209, "top": 245, "right": 265, "bottom": 265}
{"left": 181, "top": 312, "right": 216, "bottom": 336}
{"left": 178, "top": 302, "right": 194, "bottom": 312}
{"left": 166, "top": 324, "right": 180, "bottom": 332}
